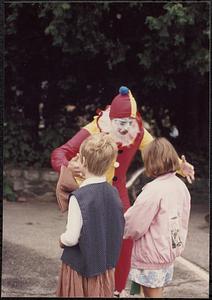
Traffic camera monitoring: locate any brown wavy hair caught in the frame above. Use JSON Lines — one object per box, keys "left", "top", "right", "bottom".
{"left": 142, "top": 137, "right": 180, "bottom": 178}
{"left": 79, "top": 133, "right": 118, "bottom": 176}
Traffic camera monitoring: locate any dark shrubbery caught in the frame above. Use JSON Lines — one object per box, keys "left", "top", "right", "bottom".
{"left": 4, "top": 108, "right": 79, "bottom": 168}
{"left": 4, "top": 2, "right": 209, "bottom": 168}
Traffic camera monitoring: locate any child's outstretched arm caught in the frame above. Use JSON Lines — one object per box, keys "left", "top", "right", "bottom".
{"left": 124, "top": 185, "right": 160, "bottom": 240}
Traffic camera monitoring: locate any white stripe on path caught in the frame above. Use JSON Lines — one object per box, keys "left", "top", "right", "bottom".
{"left": 176, "top": 256, "right": 209, "bottom": 282}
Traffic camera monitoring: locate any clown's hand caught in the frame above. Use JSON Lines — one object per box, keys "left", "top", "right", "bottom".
{"left": 180, "top": 155, "right": 195, "bottom": 184}
{"left": 68, "top": 154, "right": 85, "bottom": 179}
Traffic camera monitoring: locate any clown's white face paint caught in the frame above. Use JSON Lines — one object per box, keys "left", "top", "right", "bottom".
{"left": 97, "top": 108, "right": 140, "bottom": 146}
{"left": 110, "top": 117, "right": 139, "bottom": 146}
{"left": 111, "top": 118, "right": 134, "bottom": 135}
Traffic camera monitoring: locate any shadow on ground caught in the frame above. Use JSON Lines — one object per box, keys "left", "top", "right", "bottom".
{"left": 2, "top": 241, "right": 59, "bottom": 298}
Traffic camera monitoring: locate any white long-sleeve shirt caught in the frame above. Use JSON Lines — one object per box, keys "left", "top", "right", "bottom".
{"left": 60, "top": 176, "right": 106, "bottom": 246}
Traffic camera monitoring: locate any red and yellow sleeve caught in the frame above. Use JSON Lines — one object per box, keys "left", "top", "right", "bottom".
{"left": 51, "top": 117, "right": 100, "bottom": 173}
{"left": 83, "top": 116, "right": 101, "bottom": 135}
{"left": 138, "top": 128, "right": 154, "bottom": 153}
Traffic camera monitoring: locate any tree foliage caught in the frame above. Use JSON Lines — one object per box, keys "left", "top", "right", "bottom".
{"left": 4, "top": 2, "right": 209, "bottom": 167}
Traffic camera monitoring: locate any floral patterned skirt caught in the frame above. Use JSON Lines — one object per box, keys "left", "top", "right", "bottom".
{"left": 129, "top": 265, "right": 174, "bottom": 288}
{"left": 56, "top": 262, "right": 115, "bottom": 297}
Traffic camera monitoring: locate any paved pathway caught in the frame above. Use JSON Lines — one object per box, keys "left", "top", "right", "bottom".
{"left": 1, "top": 196, "right": 210, "bottom": 298}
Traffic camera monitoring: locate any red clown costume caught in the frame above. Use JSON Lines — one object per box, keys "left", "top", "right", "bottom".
{"left": 51, "top": 86, "right": 155, "bottom": 293}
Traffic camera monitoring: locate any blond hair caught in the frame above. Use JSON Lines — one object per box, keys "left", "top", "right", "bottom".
{"left": 79, "top": 133, "right": 118, "bottom": 176}
{"left": 142, "top": 137, "right": 180, "bottom": 178}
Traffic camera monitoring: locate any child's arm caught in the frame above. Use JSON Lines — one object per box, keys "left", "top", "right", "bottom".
{"left": 124, "top": 185, "right": 159, "bottom": 240}
{"left": 180, "top": 189, "right": 191, "bottom": 246}
{"left": 60, "top": 195, "right": 83, "bottom": 247}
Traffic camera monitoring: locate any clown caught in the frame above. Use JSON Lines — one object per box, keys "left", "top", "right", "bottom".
{"left": 51, "top": 86, "right": 194, "bottom": 295}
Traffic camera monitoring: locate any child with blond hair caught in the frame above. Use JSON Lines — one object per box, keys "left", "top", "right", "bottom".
{"left": 124, "top": 137, "right": 191, "bottom": 298}
{"left": 56, "top": 133, "right": 125, "bottom": 298}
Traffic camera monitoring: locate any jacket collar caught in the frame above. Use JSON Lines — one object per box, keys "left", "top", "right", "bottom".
{"left": 80, "top": 176, "right": 106, "bottom": 188}
{"left": 153, "top": 172, "right": 176, "bottom": 181}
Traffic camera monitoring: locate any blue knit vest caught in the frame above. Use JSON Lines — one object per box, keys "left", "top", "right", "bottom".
{"left": 61, "top": 182, "right": 125, "bottom": 277}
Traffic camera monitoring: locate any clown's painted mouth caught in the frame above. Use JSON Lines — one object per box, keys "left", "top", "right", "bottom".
{"left": 118, "top": 130, "right": 128, "bottom": 135}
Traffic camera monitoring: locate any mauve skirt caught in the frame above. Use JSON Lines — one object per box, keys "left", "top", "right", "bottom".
{"left": 56, "top": 262, "right": 115, "bottom": 298}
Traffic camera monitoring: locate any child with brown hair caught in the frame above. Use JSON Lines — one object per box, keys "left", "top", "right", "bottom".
{"left": 124, "top": 137, "right": 191, "bottom": 298}
{"left": 56, "top": 133, "right": 125, "bottom": 298}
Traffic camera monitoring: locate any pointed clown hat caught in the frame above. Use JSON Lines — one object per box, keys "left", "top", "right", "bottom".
{"left": 109, "top": 86, "right": 137, "bottom": 119}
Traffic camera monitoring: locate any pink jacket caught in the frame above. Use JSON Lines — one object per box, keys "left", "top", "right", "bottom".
{"left": 124, "top": 172, "right": 191, "bottom": 270}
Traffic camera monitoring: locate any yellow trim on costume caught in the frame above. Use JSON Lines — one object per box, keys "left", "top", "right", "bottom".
{"left": 176, "top": 158, "right": 185, "bottom": 177}
{"left": 83, "top": 116, "right": 101, "bottom": 134}
{"left": 105, "top": 165, "right": 115, "bottom": 184}
{"left": 75, "top": 176, "right": 84, "bottom": 186}
{"left": 129, "top": 90, "right": 137, "bottom": 118}
{"left": 139, "top": 128, "right": 154, "bottom": 152}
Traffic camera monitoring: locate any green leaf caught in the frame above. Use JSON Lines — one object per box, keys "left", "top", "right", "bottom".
{"left": 3, "top": 179, "right": 16, "bottom": 201}
{"left": 62, "top": 3, "right": 70, "bottom": 10}
{"left": 174, "top": 34, "right": 185, "bottom": 46}
{"left": 146, "top": 16, "right": 162, "bottom": 30}
{"left": 6, "top": 14, "right": 17, "bottom": 23}
{"left": 159, "top": 27, "right": 169, "bottom": 37}
{"left": 137, "top": 52, "right": 151, "bottom": 69}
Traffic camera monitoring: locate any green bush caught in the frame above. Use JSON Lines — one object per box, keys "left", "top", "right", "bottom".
{"left": 4, "top": 110, "right": 38, "bottom": 166}
{"left": 3, "top": 176, "right": 16, "bottom": 201}
{"left": 4, "top": 109, "right": 79, "bottom": 168}
{"left": 37, "top": 113, "right": 77, "bottom": 167}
